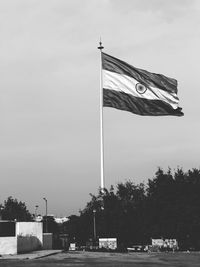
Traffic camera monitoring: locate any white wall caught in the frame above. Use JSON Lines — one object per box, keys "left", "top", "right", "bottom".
{"left": 16, "top": 222, "right": 43, "bottom": 243}
{"left": 0, "top": 237, "right": 17, "bottom": 255}
{"left": 17, "top": 235, "right": 42, "bottom": 253}
{"left": 16, "top": 222, "right": 43, "bottom": 253}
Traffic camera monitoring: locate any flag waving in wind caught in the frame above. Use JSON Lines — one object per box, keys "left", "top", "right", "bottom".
{"left": 102, "top": 53, "right": 183, "bottom": 116}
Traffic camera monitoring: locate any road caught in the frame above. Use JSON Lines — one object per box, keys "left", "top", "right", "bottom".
{"left": 1, "top": 251, "right": 200, "bottom": 267}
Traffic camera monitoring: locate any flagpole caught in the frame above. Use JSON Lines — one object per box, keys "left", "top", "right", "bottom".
{"left": 98, "top": 40, "right": 104, "bottom": 191}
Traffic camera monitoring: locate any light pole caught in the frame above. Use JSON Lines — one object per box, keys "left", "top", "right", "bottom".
{"left": 43, "top": 198, "right": 48, "bottom": 233}
{"left": 93, "top": 209, "right": 96, "bottom": 241}
{"left": 34, "top": 205, "right": 39, "bottom": 220}
{"left": 0, "top": 206, "right": 3, "bottom": 220}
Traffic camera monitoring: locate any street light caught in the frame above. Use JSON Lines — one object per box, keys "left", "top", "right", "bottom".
{"left": 43, "top": 198, "right": 48, "bottom": 233}
{"left": 0, "top": 206, "right": 3, "bottom": 220}
{"left": 93, "top": 209, "right": 96, "bottom": 241}
{"left": 34, "top": 205, "right": 39, "bottom": 220}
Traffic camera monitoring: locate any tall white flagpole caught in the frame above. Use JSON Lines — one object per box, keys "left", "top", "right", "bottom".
{"left": 98, "top": 40, "right": 104, "bottom": 191}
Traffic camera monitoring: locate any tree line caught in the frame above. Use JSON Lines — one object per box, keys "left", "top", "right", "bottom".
{"left": 64, "top": 168, "right": 200, "bottom": 250}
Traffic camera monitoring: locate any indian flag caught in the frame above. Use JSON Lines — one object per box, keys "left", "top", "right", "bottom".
{"left": 102, "top": 53, "right": 183, "bottom": 116}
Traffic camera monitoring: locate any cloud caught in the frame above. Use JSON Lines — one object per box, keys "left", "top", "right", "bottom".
{"left": 109, "top": 0, "right": 197, "bottom": 21}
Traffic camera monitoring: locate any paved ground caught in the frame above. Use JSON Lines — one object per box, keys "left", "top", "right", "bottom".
{"left": 1, "top": 251, "right": 200, "bottom": 267}
{"left": 0, "top": 250, "right": 62, "bottom": 260}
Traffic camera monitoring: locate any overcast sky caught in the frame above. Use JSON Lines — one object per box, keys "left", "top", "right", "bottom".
{"left": 0, "top": 0, "right": 199, "bottom": 216}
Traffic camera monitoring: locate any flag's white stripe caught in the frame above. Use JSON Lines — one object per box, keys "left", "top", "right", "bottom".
{"left": 103, "top": 70, "right": 179, "bottom": 109}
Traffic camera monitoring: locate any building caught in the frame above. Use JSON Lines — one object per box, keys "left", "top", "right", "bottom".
{"left": 0, "top": 220, "right": 48, "bottom": 255}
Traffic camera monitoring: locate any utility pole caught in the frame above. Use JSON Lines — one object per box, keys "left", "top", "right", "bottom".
{"left": 93, "top": 209, "right": 96, "bottom": 241}
{"left": 35, "top": 205, "right": 39, "bottom": 220}
{"left": 43, "top": 198, "right": 48, "bottom": 233}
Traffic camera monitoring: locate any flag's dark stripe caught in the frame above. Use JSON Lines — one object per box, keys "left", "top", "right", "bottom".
{"left": 102, "top": 53, "right": 178, "bottom": 94}
{"left": 103, "top": 89, "right": 183, "bottom": 116}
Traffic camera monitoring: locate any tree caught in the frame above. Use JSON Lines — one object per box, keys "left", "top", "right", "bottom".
{"left": 68, "top": 183, "right": 147, "bottom": 246}
{"left": 63, "top": 167, "right": 200, "bottom": 250}
{"left": 146, "top": 168, "right": 200, "bottom": 249}
{"left": 145, "top": 168, "right": 176, "bottom": 238}
{"left": 118, "top": 181, "right": 147, "bottom": 244}
{"left": 1, "top": 196, "right": 33, "bottom": 221}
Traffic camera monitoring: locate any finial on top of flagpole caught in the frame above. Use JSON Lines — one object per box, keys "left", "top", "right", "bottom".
{"left": 98, "top": 37, "right": 104, "bottom": 50}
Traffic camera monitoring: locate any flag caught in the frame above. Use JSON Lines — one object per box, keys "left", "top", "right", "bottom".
{"left": 102, "top": 52, "right": 183, "bottom": 116}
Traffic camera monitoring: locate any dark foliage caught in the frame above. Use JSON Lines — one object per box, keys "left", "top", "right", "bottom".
{"left": 42, "top": 215, "right": 59, "bottom": 234}
{"left": 64, "top": 168, "right": 200, "bottom": 250}
{"left": 1, "top": 196, "right": 33, "bottom": 221}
